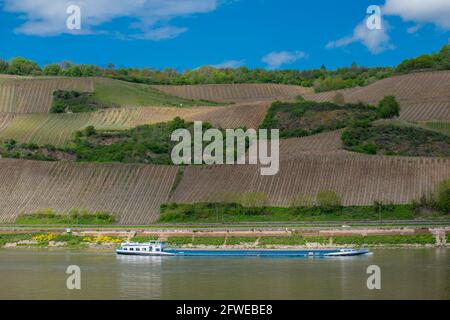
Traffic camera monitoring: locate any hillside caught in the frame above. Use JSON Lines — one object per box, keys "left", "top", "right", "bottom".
{"left": 93, "top": 78, "right": 221, "bottom": 107}
{"left": 342, "top": 123, "right": 450, "bottom": 157}
{"left": 0, "top": 69, "right": 449, "bottom": 224}
{"left": 259, "top": 100, "right": 379, "bottom": 138}
{"left": 170, "top": 154, "right": 450, "bottom": 207}
{"left": 152, "top": 83, "right": 313, "bottom": 103}
{"left": 0, "top": 76, "right": 221, "bottom": 114}
{"left": 278, "top": 130, "right": 344, "bottom": 159}
{"left": 0, "top": 102, "right": 270, "bottom": 146}
{"left": 0, "top": 77, "right": 94, "bottom": 113}
{"left": 1, "top": 147, "right": 448, "bottom": 224}
{"left": 304, "top": 71, "right": 450, "bottom": 121}
{"left": 0, "top": 159, "right": 178, "bottom": 224}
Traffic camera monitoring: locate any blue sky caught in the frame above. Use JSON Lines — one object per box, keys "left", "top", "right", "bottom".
{"left": 0, "top": 0, "right": 449, "bottom": 70}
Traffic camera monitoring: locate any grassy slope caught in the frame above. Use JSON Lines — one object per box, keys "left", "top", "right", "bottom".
{"left": 94, "top": 78, "right": 221, "bottom": 107}
{"left": 425, "top": 122, "right": 450, "bottom": 136}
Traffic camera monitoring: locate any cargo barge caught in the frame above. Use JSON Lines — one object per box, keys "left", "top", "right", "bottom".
{"left": 116, "top": 241, "right": 369, "bottom": 257}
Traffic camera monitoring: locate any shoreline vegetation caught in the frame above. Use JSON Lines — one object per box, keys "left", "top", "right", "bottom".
{"left": 15, "top": 209, "right": 116, "bottom": 225}
{"left": 0, "top": 233, "right": 447, "bottom": 250}
{"left": 1, "top": 45, "right": 449, "bottom": 92}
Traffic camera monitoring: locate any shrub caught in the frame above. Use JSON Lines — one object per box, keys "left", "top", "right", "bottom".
{"left": 435, "top": 180, "right": 450, "bottom": 213}
{"left": 50, "top": 90, "right": 113, "bottom": 113}
{"left": 342, "top": 124, "right": 450, "bottom": 157}
{"left": 316, "top": 190, "right": 342, "bottom": 212}
{"left": 378, "top": 96, "right": 400, "bottom": 119}
{"left": 304, "top": 236, "right": 329, "bottom": 244}
{"left": 239, "top": 192, "right": 269, "bottom": 207}
{"left": 289, "top": 195, "right": 315, "bottom": 208}
{"left": 226, "top": 237, "right": 258, "bottom": 245}
{"left": 43, "top": 64, "right": 62, "bottom": 76}
{"left": 16, "top": 209, "right": 115, "bottom": 225}
{"left": 0, "top": 60, "right": 8, "bottom": 73}
{"left": 0, "top": 234, "right": 37, "bottom": 247}
{"left": 8, "top": 57, "right": 41, "bottom": 75}
{"left": 167, "top": 237, "right": 193, "bottom": 245}
{"left": 84, "top": 126, "right": 96, "bottom": 137}
{"left": 193, "top": 237, "right": 226, "bottom": 246}
{"left": 332, "top": 235, "right": 435, "bottom": 245}
{"left": 373, "top": 201, "right": 395, "bottom": 213}
{"left": 412, "top": 180, "right": 450, "bottom": 214}
{"left": 332, "top": 93, "right": 345, "bottom": 105}
{"left": 259, "top": 236, "right": 306, "bottom": 246}
{"left": 260, "top": 100, "right": 378, "bottom": 138}
{"left": 33, "top": 233, "right": 56, "bottom": 243}
{"left": 131, "top": 236, "right": 159, "bottom": 243}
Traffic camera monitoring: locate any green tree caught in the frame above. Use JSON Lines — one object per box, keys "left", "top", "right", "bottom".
{"left": 289, "top": 195, "right": 315, "bottom": 208}
{"left": 84, "top": 126, "right": 96, "bottom": 137}
{"left": 0, "top": 60, "right": 8, "bottom": 73}
{"left": 378, "top": 96, "right": 400, "bottom": 118}
{"left": 316, "top": 190, "right": 342, "bottom": 212}
{"left": 8, "top": 57, "right": 41, "bottom": 75}
{"left": 332, "top": 92, "right": 345, "bottom": 105}
{"left": 43, "top": 64, "right": 62, "bottom": 76}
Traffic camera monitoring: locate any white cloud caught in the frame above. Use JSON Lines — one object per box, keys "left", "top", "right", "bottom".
{"left": 2, "top": 0, "right": 219, "bottom": 39}
{"left": 326, "top": 19, "right": 393, "bottom": 54}
{"left": 406, "top": 25, "right": 422, "bottom": 34}
{"left": 261, "top": 51, "right": 307, "bottom": 69}
{"left": 384, "top": 0, "right": 450, "bottom": 30}
{"left": 210, "top": 60, "right": 245, "bottom": 69}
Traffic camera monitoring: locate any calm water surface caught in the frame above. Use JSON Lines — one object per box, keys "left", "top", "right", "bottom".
{"left": 0, "top": 248, "right": 448, "bottom": 299}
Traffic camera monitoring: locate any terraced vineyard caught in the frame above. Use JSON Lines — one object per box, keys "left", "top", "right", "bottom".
{"left": 0, "top": 70, "right": 449, "bottom": 225}
{"left": 0, "top": 102, "right": 270, "bottom": 146}
{"left": 0, "top": 78, "right": 94, "bottom": 113}
{"left": 152, "top": 83, "right": 313, "bottom": 103}
{"left": 278, "top": 130, "right": 344, "bottom": 159}
{"left": 0, "top": 76, "right": 224, "bottom": 114}
{"left": 397, "top": 102, "right": 449, "bottom": 122}
{"left": 0, "top": 113, "right": 14, "bottom": 134}
{"left": 93, "top": 78, "right": 221, "bottom": 107}
{"left": 170, "top": 154, "right": 450, "bottom": 206}
{"left": 425, "top": 122, "right": 450, "bottom": 135}
{"left": 0, "top": 159, "right": 178, "bottom": 224}
{"left": 305, "top": 71, "right": 450, "bottom": 121}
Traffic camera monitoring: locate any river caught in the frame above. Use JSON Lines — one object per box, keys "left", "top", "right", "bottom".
{"left": 0, "top": 248, "right": 448, "bottom": 299}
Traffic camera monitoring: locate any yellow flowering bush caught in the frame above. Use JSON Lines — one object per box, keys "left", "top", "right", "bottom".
{"left": 32, "top": 233, "right": 56, "bottom": 242}
{"left": 82, "top": 235, "right": 123, "bottom": 244}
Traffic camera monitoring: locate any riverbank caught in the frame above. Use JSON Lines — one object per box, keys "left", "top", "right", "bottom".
{"left": 1, "top": 226, "right": 448, "bottom": 249}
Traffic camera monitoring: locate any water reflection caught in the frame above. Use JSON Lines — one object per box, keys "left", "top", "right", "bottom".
{"left": 116, "top": 256, "right": 163, "bottom": 299}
